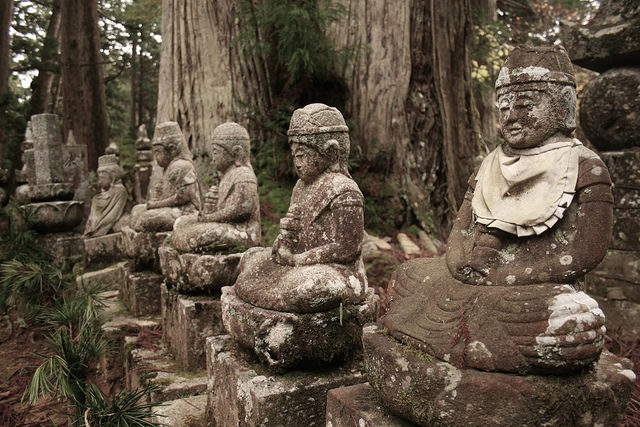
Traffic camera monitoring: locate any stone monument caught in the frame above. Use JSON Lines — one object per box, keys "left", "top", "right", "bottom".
{"left": 207, "top": 104, "right": 378, "bottom": 425}
{"left": 328, "top": 46, "right": 636, "bottom": 426}
{"left": 563, "top": 0, "right": 640, "bottom": 329}
{"left": 14, "top": 114, "right": 86, "bottom": 261}
{"left": 82, "top": 153, "right": 130, "bottom": 265}
{"left": 133, "top": 124, "right": 153, "bottom": 204}
{"left": 158, "top": 122, "right": 261, "bottom": 370}
{"left": 120, "top": 121, "right": 201, "bottom": 316}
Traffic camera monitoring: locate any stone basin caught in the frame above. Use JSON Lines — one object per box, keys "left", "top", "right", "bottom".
{"left": 22, "top": 200, "right": 83, "bottom": 232}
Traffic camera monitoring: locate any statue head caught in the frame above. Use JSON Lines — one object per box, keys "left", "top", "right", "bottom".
{"left": 97, "top": 154, "right": 124, "bottom": 190}
{"left": 495, "top": 45, "right": 577, "bottom": 149}
{"left": 209, "top": 122, "right": 251, "bottom": 171}
{"left": 105, "top": 142, "right": 120, "bottom": 157}
{"left": 152, "top": 121, "right": 192, "bottom": 168}
{"left": 287, "top": 103, "right": 350, "bottom": 180}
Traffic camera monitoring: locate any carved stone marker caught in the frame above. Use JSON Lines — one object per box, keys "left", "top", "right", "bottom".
{"left": 357, "top": 46, "right": 635, "bottom": 426}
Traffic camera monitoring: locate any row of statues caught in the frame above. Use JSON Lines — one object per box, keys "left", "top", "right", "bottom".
{"left": 82, "top": 45, "right": 633, "bottom": 425}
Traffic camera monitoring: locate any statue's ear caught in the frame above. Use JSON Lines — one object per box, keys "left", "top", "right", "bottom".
{"left": 558, "top": 86, "right": 577, "bottom": 135}
{"left": 325, "top": 139, "right": 340, "bottom": 163}
{"left": 232, "top": 145, "right": 245, "bottom": 166}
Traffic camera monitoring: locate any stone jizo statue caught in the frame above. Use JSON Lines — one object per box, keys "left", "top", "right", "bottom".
{"left": 171, "top": 122, "right": 260, "bottom": 252}
{"left": 84, "top": 154, "right": 128, "bottom": 237}
{"left": 129, "top": 121, "right": 201, "bottom": 232}
{"left": 234, "top": 103, "right": 367, "bottom": 313}
{"left": 382, "top": 45, "right": 613, "bottom": 375}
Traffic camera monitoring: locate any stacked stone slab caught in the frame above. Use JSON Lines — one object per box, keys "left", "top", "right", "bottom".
{"left": 14, "top": 114, "right": 87, "bottom": 260}
{"left": 562, "top": 0, "right": 640, "bottom": 308}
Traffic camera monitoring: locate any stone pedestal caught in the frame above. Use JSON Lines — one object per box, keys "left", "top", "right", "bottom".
{"left": 158, "top": 246, "right": 242, "bottom": 294}
{"left": 83, "top": 232, "right": 123, "bottom": 265}
{"left": 206, "top": 335, "right": 366, "bottom": 427}
{"left": 22, "top": 200, "right": 84, "bottom": 233}
{"left": 161, "top": 284, "right": 225, "bottom": 370}
{"left": 221, "top": 286, "right": 379, "bottom": 371}
{"left": 121, "top": 227, "right": 170, "bottom": 270}
{"left": 35, "top": 231, "right": 84, "bottom": 262}
{"left": 326, "top": 383, "right": 413, "bottom": 427}
{"left": 120, "top": 271, "right": 163, "bottom": 316}
{"left": 362, "top": 323, "right": 636, "bottom": 426}
{"left": 76, "top": 261, "right": 127, "bottom": 291}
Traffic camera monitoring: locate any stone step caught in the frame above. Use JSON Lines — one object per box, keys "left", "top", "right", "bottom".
{"left": 151, "top": 394, "right": 209, "bottom": 427}
{"left": 77, "top": 261, "right": 128, "bottom": 291}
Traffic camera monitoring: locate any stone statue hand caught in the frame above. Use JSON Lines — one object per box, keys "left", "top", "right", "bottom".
{"left": 274, "top": 245, "right": 295, "bottom": 266}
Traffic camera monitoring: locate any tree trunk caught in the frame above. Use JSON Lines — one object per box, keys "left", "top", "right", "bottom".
{"left": 60, "top": 0, "right": 108, "bottom": 171}
{"left": 330, "top": 0, "right": 479, "bottom": 232}
{"left": 0, "top": 0, "right": 14, "bottom": 163}
{"left": 131, "top": 32, "right": 138, "bottom": 133}
{"left": 30, "top": 0, "right": 61, "bottom": 116}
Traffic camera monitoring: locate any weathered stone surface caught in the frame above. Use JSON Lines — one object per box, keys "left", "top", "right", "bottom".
{"left": 594, "top": 297, "right": 640, "bottom": 341}
{"left": 15, "top": 182, "right": 75, "bottom": 203}
{"left": 21, "top": 200, "right": 84, "bottom": 232}
{"left": 32, "top": 113, "right": 64, "bottom": 185}
{"left": 133, "top": 164, "right": 152, "bottom": 204}
{"left": 83, "top": 232, "right": 123, "bottom": 265}
{"left": 396, "top": 233, "right": 420, "bottom": 256}
{"left": 151, "top": 394, "right": 208, "bottom": 427}
{"left": 76, "top": 261, "right": 127, "bottom": 291}
{"left": 363, "top": 324, "right": 636, "bottom": 426}
{"left": 326, "top": 383, "right": 413, "bottom": 427}
{"left": 135, "top": 150, "right": 153, "bottom": 163}
{"left": 120, "top": 271, "right": 163, "bottom": 316}
{"left": 84, "top": 154, "right": 128, "bottom": 238}
{"left": 129, "top": 121, "right": 201, "bottom": 233}
{"left": 35, "top": 231, "right": 84, "bottom": 262}
{"left": 601, "top": 150, "right": 640, "bottom": 189}
{"left": 205, "top": 335, "right": 366, "bottom": 427}
{"left": 121, "top": 227, "right": 170, "bottom": 270}
{"left": 417, "top": 230, "right": 439, "bottom": 254}
{"left": 161, "top": 284, "right": 225, "bottom": 370}
{"left": 135, "top": 124, "right": 152, "bottom": 150}
{"left": 580, "top": 68, "right": 640, "bottom": 151}
{"left": 561, "top": 0, "right": 640, "bottom": 72}
{"left": 221, "top": 286, "right": 378, "bottom": 371}
{"left": 158, "top": 246, "right": 241, "bottom": 294}
{"left": 611, "top": 208, "right": 640, "bottom": 251}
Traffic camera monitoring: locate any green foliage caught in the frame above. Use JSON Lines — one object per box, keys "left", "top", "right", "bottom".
{"left": 83, "top": 383, "right": 164, "bottom": 426}
{"left": 352, "top": 168, "right": 402, "bottom": 234}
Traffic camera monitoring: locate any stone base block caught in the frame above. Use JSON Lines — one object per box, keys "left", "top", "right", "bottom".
{"left": 121, "top": 226, "right": 170, "bottom": 270}
{"left": 23, "top": 200, "right": 84, "bottom": 233}
{"left": 221, "top": 286, "right": 379, "bottom": 371}
{"left": 35, "top": 231, "right": 84, "bottom": 262}
{"left": 205, "top": 335, "right": 366, "bottom": 427}
{"left": 120, "top": 271, "right": 163, "bottom": 316}
{"left": 161, "top": 284, "right": 225, "bottom": 370}
{"left": 326, "top": 383, "right": 413, "bottom": 427}
{"left": 83, "top": 232, "right": 123, "bottom": 265}
{"left": 363, "top": 323, "right": 636, "bottom": 426}
{"left": 125, "top": 342, "right": 207, "bottom": 403}
{"left": 76, "top": 261, "right": 127, "bottom": 291}
{"left": 158, "top": 246, "right": 242, "bottom": 294}
{"left": 151, "top": 394, "right": 208, "bottom": 427}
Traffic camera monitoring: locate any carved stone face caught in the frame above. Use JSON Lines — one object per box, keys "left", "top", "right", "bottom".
{"left": 153, "top": 144, "right": 172, "bottom": 168}
{"left": 211, "top": 142, "right": 235, "bottom": 172}
{"left": 97, "top": 171, "right": 112, "bottom": 191}
{"left": 498, "top": 88, "right": 562, "bottom": 149}
{"left": 291, "top": 142, "right": 329, "bottom": 183}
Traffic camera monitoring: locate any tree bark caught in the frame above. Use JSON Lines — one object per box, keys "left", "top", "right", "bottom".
{"left": 0, "top": 0, "right": 14, "bottom": 163}
{"left": 30, "top": 0, "right": 61, "bottom": 116}
{"left": 60, "top": 0, "right": 109, "bottom": 171}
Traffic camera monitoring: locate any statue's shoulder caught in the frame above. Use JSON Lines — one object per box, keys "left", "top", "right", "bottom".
{"left": 227, "top": 165, "right": 257, "bottom": 184}
{"left": 325, "top": 172, "right": 362, "bottom": 196}
{"left": 577, "top": 144, "right": 612, "bottom": 188}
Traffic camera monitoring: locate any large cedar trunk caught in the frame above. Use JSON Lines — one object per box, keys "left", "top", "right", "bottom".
{"left": 0, "top": 0, "right": 14, "bottom": 163}
{"left": 60, "top": 0, "right": 108, "bottom": 171}
{"left": 30, "top": 0, "right": 61, "bottom": 116}
{"left": 157, "top": 0, "right": 479, "bottom": 233}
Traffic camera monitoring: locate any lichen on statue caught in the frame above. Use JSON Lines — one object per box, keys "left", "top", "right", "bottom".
{"left": 233, "top": 103, "right": 368, "bottom": 314}
{"left": 84, "top": 154, "right": 128, "bottom": 237}
{"left": 171, "top": 122, "right": 261, "bottom": 253}
{"left": 129, "top": 121, "right": 201, "bottom": 232}
{"left": 382, "top": 46, "right": 614, "bottom": 375}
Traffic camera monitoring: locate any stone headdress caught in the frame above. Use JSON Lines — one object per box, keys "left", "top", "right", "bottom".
{"left": 210, "top": 122, "right": 251, "bottom": 165}
{"left": 287, "top": 103, "right": 351, "bottom": 176}
{"left": 495, "top": 45, "right": 575, "bottom": 91}
{"left": 152, "top": 121, "right": 192, "bottom": 161}
{"left": 97, "top": 154, "right": 124, "bottom": 181}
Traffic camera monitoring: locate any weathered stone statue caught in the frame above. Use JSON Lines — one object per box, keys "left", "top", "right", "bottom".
{"left": 361, "top": 46, "right": 635, "bottom": 426}
{"left": 129, "top": 121, "right": 201, "bottom": 232}
{"left": 222, "top": 103, "right": 377, "bottom": 370}
{"left": 171, "top": 122, "right": 260, "bottom": 252}
{"left": 83, "top": 154, "right": 128, "bottom": 237}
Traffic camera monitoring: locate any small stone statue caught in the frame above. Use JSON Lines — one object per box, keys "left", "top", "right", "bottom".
{"left": 383, "top": 45, "right": 613, "bottom": 375}
{"left": 171, "top": 122, "right": 260, "bottom": 252}
{"left": 83, "top": 154, "right": 128, "bottom": 237}
{"left": 129, "top": 121, "right": 201, "bottom": 232}
{"left": 234, "top": 103, "right": 367, "bottom": 313}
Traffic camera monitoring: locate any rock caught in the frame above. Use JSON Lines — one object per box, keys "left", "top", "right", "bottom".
{"left": 151, "top": 394, "right": 208, "bottom": 427}
{"left": 396, "top": 233, "right": 420, "bottom": 256}
{"left": 417, "top": 230, "right": 438, "bottom": 254}
{"left": 121, "top": 227, "right": 170, "bottom": 270}
{"left": 367, "top": 234, "right": 393, "bottom": 251}
{"left": 83, "top": 232, "right": 123, "bottom": 265}
{"left": 21, "top": 200, "right": 84, "bottom": 232}
{"left": 363, "top": 323, "right": 636, "bottom": 426}
{"left": 76, "top": 261, "right": 127, "bottom": 291}
{"left": 580, "top": 68, "right": 640, "bottom": 150}
{"left": 120, "top": 271, "right": 163, "bottom": 317}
